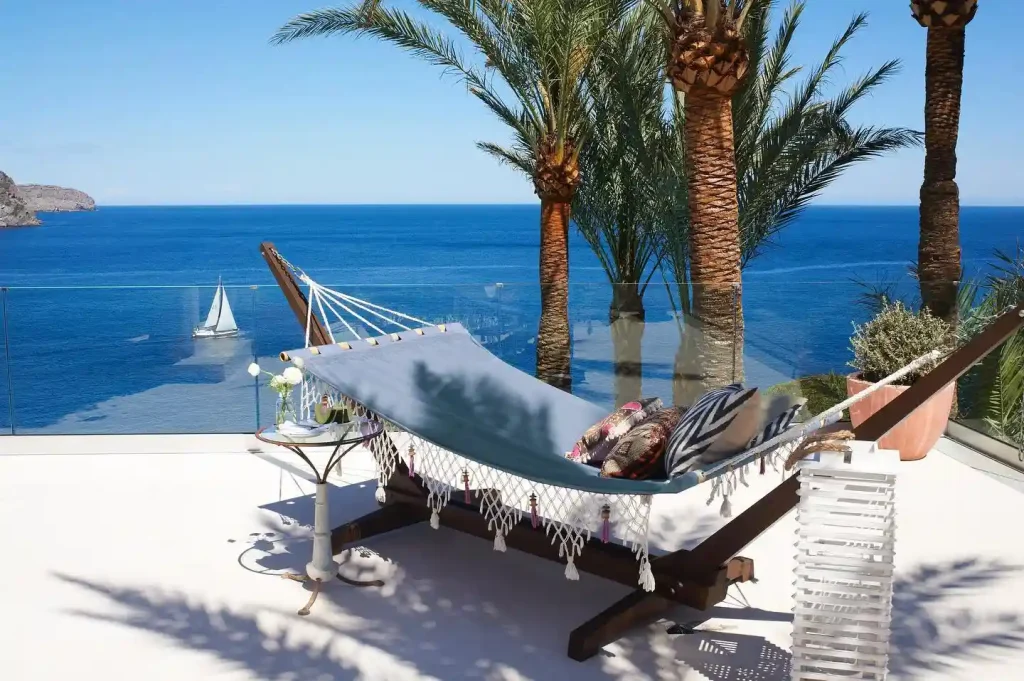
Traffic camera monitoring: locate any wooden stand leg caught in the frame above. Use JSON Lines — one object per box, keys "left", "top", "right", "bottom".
{"left": 567, "top": 555, "right": 757, "bottom": 661}
{"left": 568, "top": 591, "right": 675, "bottom": 661}
{"left": 330, "top": 502, "right": 429, "bottom": 553}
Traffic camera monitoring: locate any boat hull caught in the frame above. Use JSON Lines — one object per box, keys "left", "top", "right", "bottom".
{"left": 192, "top": 327, "right": 239, "bottom": 339}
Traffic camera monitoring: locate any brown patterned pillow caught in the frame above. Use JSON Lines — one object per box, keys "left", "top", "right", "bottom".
{"left": 600, "top": 407, "right": 685, "bottom": 480}
{"left": 568, "top": 397, "right": 662, "bottom": 464}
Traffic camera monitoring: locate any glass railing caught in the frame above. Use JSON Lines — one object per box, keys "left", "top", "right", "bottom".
{"left": 0, "top": 278, "right": 1019, "bottom": 455}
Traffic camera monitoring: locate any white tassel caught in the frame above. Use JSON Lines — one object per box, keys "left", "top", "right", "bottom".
{"left": 638, "top": 557, "right": 656, "bottom": 592}
{"left": 430, "top": 510, "right": 440, "bottom": 529}
{"left": 375, "top": 484, "right": 387, "bottom": 504}
{"left": 720, "top": 494, "right": 733, "bottom": 518}
{"left": 493, "top": 531, "right": 506, "bottom": 552}
{"left": 565, "top": 555, "right": 579, "bottom": 581}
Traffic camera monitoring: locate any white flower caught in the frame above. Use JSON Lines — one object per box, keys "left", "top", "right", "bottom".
{"left": 247, "top": 362, "right": 261, "bottom": 378}
{"left": 292, "top": 356, "right": 305, "bottom": 369}
{"left": 270, "top": 375, "right": 285, "bottom": 390}
{"left": 283, "top": 367, "right": 303, "bottom": 386}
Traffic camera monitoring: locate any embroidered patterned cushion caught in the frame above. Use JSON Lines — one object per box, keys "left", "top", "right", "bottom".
{"left": 601, "top": 408, "right": 685, "bottom": 479}
{"left": 664, "top": 384, "right": 762, "bottom": 478}
{"left": 567, "top": 397, "right": 662, "bottom": 464}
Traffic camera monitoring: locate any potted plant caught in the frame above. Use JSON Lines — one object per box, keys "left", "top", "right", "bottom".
{"left": 847, "top": 300, "right": 954, "bottom": 461}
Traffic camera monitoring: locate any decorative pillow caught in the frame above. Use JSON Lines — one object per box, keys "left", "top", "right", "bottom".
{"left": 664, "top": 384, "right": 762, "bottom": 478}
{"left": 568, "top": 397, "right": 662, "bottom": 464}
{"left": 601, "top": 408, "right": 685, "bottom": 479}
{"left": 748, "top": 399, "right": 807, "bottom": 449}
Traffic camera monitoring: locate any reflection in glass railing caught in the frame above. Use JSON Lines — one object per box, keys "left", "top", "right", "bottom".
{"left": 0, "top": 277, "right": 1017, "bottom": 451}
{"left": 4, "top": 286, "right": 262, "bottom": 435}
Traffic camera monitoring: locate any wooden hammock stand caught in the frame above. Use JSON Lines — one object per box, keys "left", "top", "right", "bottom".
{"left": 260, "top": 241, "right": 1024, "bottom": 661}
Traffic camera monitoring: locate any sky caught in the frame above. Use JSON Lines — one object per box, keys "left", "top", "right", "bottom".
{"left": 1, "top": 0, "right": 1022, "bottom": 206}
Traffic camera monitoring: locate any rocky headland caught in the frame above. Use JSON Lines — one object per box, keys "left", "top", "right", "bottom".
{"left": 16, "top": 184, "right": 96, "bottom": 213}
{"left": 0, "top": 171, "right": 40, "bottom": 227}
{"left": 0, "top": 171, "right": 95, "bottom": 227}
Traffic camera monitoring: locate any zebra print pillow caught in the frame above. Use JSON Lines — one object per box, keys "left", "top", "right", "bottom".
{"left": 664, "top": 384, "right": 761, "bottom": 478}
{"left": 748, "top": 399, "right": 807, "bottom": 449}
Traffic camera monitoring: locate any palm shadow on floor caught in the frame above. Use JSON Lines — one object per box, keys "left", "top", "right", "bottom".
{"left": 55, "top": 542, "right": 1024, "bottom": 681}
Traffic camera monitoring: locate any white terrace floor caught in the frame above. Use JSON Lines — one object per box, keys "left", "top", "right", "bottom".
{"left": 2, "top": 434, "right": 1024, "bottom": 681}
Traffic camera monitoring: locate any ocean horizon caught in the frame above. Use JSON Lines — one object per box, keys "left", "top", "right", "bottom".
{"left": 1, "top": 204, "right": 1021, "bottom": 434}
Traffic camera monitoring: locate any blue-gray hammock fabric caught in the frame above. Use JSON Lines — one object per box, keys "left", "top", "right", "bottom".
{"left": 288, "top": 323, "right": 715, "bottom": 495}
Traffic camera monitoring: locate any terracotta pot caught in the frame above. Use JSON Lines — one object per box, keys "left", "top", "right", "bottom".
{"left": 846, "top": 373, "right": 955, "bottom": 461}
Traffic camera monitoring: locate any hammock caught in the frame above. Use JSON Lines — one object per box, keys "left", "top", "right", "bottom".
{"left": 267, "top": 245, "right": 941, "bottom": 593}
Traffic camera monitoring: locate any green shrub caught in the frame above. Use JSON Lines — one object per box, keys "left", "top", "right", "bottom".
{"left": 765, "top": 372, "right": 850, "bottom": 421}
{"left": 850, "top": 300, "right": 952, "bottom": 386}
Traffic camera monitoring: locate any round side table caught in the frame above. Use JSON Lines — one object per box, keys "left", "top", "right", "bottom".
{"left": 256, "top": 419, "right": 383, "bottom": 615}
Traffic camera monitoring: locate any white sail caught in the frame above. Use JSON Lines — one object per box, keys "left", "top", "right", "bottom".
{"left": 214, "top": 284, "right": 238, "bottom": 333}
{"left": 203, "top": 281, "right": 222, "bottom": 329}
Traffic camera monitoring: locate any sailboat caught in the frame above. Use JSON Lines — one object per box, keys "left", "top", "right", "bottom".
{"left": 193, "top": 277, "right": 239, "bottom": 339}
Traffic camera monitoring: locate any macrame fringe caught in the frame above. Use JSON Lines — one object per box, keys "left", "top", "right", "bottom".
{"left": 430, "top": 510, "right": 440, "bottom": 529}
{"left": 493, "top": 531, "right": 506, "bottom": 552}
{"left": 720, "top": 495, "right": 733, "bottom": 518}
{"left": 375, "top": 484, "right": 387, "bottom": 504}
{"left": 565, "top": 555, "right": 579, "bottom": 581}
{"left": 638, "top": 556, "right": 655, "bottom": 592}
{"left": 704, "top": 438, "right": 806, "bottom": 517}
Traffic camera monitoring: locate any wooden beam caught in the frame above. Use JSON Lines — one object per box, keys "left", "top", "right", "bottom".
{"left": 259, "top": 241, "right": 330, "bottom": 347}
{"left": 331, "top": 502, "right": 429, "bottom": 553}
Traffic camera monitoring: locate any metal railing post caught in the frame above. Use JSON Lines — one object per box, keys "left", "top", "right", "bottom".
{"left": 2, "top": 287, "right": 15, "bottom": 435}
{"left": 251, "top": 285, "right": 260, "bottom": 431}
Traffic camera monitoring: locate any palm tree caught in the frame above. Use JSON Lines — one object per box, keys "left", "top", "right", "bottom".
{"left": 273, "top": 0, "right": 625, "bottom": 391}
{"left": 911, "top": 0, "right": 978, "bottom": 325}
{"left": 573, "top": 5, "right": 681, "bottom": 404}
{"left": 657, "top": 1, "right": 921, "bottom": 404}
{"left": 653, "top": 0, "right": 762, "bottom": 392}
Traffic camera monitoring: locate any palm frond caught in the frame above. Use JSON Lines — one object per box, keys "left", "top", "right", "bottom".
{"left": 959, "top": 244, "right": 1024, "bottom": 445}
{"left": 275, "top": 0, "right": 621, "bottom": 181}
{"left": 733, "top": 10, "right": 920, "bottom": 265}
{"left": 476, "top": 141, "right": 536, "bottom": 176}
{"left": 573, "top": 1, "right": 675, "bottom": 291}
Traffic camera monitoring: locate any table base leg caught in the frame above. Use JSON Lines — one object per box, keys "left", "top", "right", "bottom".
{"left": 297, "top": 578, "right": 323, "bottom": 617}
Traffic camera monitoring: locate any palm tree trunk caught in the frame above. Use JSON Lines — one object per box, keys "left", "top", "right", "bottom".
{"left": 536, "top": 198, "right": 572, "bottom": 391}
{"left": 609, "top": 283, "right": 645, "bottom": 407}
{"left": 918, "top": 27, "right": 965, "bottom": 325}
{"left": 683, "top": 90, "right": 744, "bottom": 390}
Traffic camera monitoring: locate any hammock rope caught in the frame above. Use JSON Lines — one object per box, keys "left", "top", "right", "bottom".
{"left": 280, "top": 252, "right": 431, "bottom": 339}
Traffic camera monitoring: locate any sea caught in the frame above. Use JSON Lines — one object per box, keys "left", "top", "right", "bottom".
{"left": 0, "top": 204, "right": 1020, "bottom": 435}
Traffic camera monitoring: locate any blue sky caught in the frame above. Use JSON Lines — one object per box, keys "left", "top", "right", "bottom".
{"left": 2, "top": 0, "right": 1022, "bottom": 206}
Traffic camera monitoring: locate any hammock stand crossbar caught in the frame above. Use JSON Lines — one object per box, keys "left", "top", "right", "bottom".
{"left": 259, "top": 241, "right": 1024, "bottom": 661}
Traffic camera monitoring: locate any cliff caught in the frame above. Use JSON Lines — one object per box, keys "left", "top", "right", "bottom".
{"left": 0, "top": 171, "right": 41, "bottom": 227}
{"left": 16, "top": 184, "right": 96, "bottom": 212}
